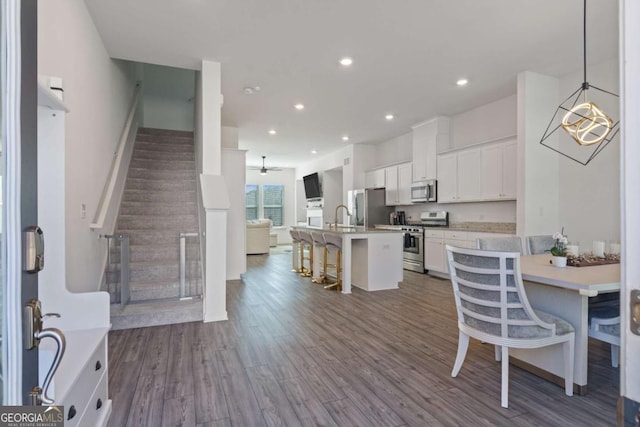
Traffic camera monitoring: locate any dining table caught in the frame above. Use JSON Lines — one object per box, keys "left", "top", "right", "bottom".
{"left": 513, "top": 254, "right": 620, "bottom": 395}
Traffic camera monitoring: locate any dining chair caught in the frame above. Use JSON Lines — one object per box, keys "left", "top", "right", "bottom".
{"left": 445, "top": 245, "right": 575, "bottom": 408}
{"left": 525, "top": 235, "right": 556, "bottom": 255}
{"left": 588, "top": 304, "right": 620, "bottom": 368}
{"left": 476, "top": 236, "right": 523, "bottom": 254}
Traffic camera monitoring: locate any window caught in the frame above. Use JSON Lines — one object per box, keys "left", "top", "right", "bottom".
{"left": 263, "top": 185, "right": 284, "bottom": 226}
{"left": 245, "top": 184, "right": 258, "bottom": 220}
{"left": 245, "top": 184, "right": 285, "bottom": 226}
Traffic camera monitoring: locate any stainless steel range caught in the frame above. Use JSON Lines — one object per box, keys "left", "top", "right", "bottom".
{"left": 402, "top": 225, "right": 425, "bottom": 273}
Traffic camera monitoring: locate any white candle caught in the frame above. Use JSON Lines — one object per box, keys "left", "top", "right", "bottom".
{"left": 593, "top": 240, "right": 605, "bottom": 258}
{"left": 566, "top": 245, "right": 579, "bottom": 256}
{"left": 609, "top": 243, "right": 620, "bottom": 255}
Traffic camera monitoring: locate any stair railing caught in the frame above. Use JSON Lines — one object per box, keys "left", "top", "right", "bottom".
{"left": 90, "top": 81, "right": 142, "bottom": 230}
{"left": 179, "top": 232, "right": 201, "bottom": 299}
{"left": 102, "top": 234, "right": 130, "bottom": 307}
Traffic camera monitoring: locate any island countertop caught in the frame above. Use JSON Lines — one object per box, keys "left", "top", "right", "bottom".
{"left": 292, "top": 225, "right": 403, "bottom": 235}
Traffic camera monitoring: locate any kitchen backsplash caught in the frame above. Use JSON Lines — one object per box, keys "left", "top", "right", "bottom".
{"left": 397, "top": 200, "right": 517, "bottom": 225}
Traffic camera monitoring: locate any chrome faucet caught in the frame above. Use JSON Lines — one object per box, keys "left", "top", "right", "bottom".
{"left": 334, "top": 204, "right": 351, "bottom": 229}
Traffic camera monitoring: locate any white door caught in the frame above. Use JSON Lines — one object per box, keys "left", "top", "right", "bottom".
{"left": 620, "top": 0, "right": 640, "bottom": 421}
{"left": 2, "top": 0, "right": 41, "bottom": 404}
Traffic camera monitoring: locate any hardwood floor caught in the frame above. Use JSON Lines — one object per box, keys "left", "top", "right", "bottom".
{"left": 108, "top": 253, "right": 618, "bottom": 426}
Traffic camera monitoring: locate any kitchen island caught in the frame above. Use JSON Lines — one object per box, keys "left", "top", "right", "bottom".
{"left": 292, "top": 226, "right": 403, "bottom": 294}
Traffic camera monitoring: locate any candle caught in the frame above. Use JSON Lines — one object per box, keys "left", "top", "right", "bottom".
{"left": 593, "top": 240, "right": 605, "bottom": 258}
{"left": 566, "top": 245, "right": 579, "bottom": 256}
{"left": 609, "top": 242, "right": 620, "bottom": 255}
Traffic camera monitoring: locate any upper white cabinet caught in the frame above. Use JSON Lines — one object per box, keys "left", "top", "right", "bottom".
{"left": 481, "top": 140, "right": 517, "bottom": 200}
{"left": 437, "top": 148, "right": 482, "bottom": 202}
{"left": 384, "top": 162, "right": 413, "bottom": 205}
{"left": 385, "top": 166, "right": 399, "bottom": 205}
{"left": 437, "top": 138, "right": 517, "bottom": 203}
{"left": 365, "top": 168, "right": 385, "bottom": 189}
{"left": 412, "top": 117, "right": 450, "bottom": 182}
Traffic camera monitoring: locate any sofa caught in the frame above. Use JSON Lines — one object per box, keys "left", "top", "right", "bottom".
{"left": 246, "top": 219, "right": 271, "bottom": 254}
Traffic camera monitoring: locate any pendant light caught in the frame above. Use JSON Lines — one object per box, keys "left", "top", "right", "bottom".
{"left": 539, "top": 0, "right": 619, "bottom": 165}
{"left": 260, "top": 156, "right": 268, "bottom": 175}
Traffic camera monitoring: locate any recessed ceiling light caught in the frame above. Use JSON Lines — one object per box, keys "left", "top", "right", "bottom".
{"left": 339, "top": 57, "right": 353, "bottom": 66}
{"left": 268, "top": 129, "right": 277, "bottom": 135}
{"left": 342, "top": 135, "right": 350, "bottom": 141}
{"left": 456, "top": 78, "right": 469, "bottom": 86}
{"left": 385, "top": 114, "right": 394, "bottom": 121}
{"left": 294, "top": 103, "right": 305, "bottom": 110}
{"left": 311, "top": 150, "right": 318, "bottom": 154}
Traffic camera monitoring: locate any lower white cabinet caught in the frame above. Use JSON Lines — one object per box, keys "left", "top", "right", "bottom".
{"left": 425, "top": 230, "right": 515, "bottom": 274}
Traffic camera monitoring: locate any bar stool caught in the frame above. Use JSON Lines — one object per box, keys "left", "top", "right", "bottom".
{"left": 311, "top": 231, "right": 331, "bottom": 284}
{"left": 297, "top": 230, "right": 314, "bottom": 278}
{"left": 289, "top": 229, "right": 303, "bottom": 273}
{"left": 323, "top": 233, "right": 343, "bottom": 291}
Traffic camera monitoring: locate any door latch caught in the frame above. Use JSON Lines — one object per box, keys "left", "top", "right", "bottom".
{"left": 24, "top": 300, "right": 66, "bottom": 405}
{"left": 631, "top": 290, "right": 640, "bottom": 336}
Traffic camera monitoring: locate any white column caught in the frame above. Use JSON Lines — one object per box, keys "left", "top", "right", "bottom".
{"left": 200, "top": 175, "right": 230, "bottom": 322}
{"left": 516, "top": 71, "right": 561, "bottom": 237}
{"left": 200, "top": 60, "right": 222, "bottom": 175}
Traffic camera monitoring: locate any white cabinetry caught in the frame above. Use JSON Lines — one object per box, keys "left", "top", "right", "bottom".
{"left": 436, "top": 148, "right": 482, "bottom": 202}
{"left": 456, "top": 148, "right": 483, "bottom": 201}
{"left": 481, "top": 140, "right": 517, "bottom": 200}
{"left": 425, "top": 230, "right": 516, "bottom": 274}
{"left": 412, "top": 117, "right": 450, "bottom": 182}
{"left": 424, "top": 229, "right": 445, "bottom": 272}
{"left": 384, "top": 162, "right": 412, "bottom": 206}
{"left": 437, "top": 138, "right": 516, "bottom": 203}
{"left": 365, "top": 168, "right": 385, "bottom": 189}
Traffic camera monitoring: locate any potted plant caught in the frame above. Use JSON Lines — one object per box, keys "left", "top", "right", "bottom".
{"left": 550, "top": 230, "right": 569, "bottom": 267}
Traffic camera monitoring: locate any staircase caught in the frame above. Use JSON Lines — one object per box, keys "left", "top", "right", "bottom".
{"left": 109, "top": 127, "right": 203, "bottom": 330}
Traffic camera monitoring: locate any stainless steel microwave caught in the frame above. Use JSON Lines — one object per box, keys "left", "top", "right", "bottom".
{"left": 410, "top": 179, "right": 437, "bottom": 203}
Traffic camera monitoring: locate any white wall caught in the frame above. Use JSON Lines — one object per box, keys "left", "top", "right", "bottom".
{"left": 375, "top": 132, "right": 412, "bottom": 166}
{"left": 246, "top": 168, "right": 296, "bottom": 244}
{"left": 141, "top": 63, "right": 195, "bottom": 131}
{"left": 38, "top": 0, "right": 137, "bottom": 292}
{"left": 223, "top": 149, "right": 247, "bottom": 279}
{"left": 450, "top": 95, "right": 517, "bottom": 149}
{"left": 557, "top": 59, "right": 620, "bottom": 246}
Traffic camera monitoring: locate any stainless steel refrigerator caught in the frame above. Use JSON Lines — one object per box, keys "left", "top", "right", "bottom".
{"left": 347, "top": 188, "right": 395, "bottom": 228}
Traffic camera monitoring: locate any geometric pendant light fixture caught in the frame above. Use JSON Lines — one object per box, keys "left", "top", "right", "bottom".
{"left": 539, "top": 0, "right": 619, "bottom": 165}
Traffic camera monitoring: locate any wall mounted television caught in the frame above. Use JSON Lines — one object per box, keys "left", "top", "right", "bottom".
{"left": 303, "top": 172, "right": 322, "bottom": 199}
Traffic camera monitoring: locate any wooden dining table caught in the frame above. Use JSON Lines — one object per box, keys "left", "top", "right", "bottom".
{"left": 512, "top": 254, "right": 620, "bottom": 395}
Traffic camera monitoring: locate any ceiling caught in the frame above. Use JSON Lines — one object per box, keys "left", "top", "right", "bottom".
{"left": 84, "top": 0, "right": 619, "bottom": 168}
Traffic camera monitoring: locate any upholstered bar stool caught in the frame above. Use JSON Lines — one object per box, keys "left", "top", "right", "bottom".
{"left": 297, "top": 230, "right": 314, "bottom": 278}
{"left": 323, "top": 233, "right": 343, "bottom": 291}
{"left": 311, "top": 231, "right": 330, "bottom": 284}
{"left": 289, "top": 229, "right": 303, "bottom": 273}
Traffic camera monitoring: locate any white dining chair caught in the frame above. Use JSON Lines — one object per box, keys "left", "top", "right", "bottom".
{"left": 477, "top": 236, "right": 523, "bottom": 254}
{"left": 445, "top": 245, "right": 575, "bottom": 408}
{"left": 525, "top": 235, "right": 556, "bottom": 255}
{"left": 588, "top": 304, "right": 620, "bottom": 368}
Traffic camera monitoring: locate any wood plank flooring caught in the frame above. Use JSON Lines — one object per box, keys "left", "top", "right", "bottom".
{"left": 108, "top": 253, "right": 618, "bottom": 426}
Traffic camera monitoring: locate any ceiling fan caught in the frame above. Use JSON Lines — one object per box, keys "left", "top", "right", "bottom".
{"left": 248, "top": 155, "right": 282, "bottom": 175}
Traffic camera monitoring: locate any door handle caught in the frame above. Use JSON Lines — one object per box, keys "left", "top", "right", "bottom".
{"left": 35, "top": 327, "right": 66, "bottom": 405}
{"left": 24, "top": 299, "right": 66, "bottom": 405}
